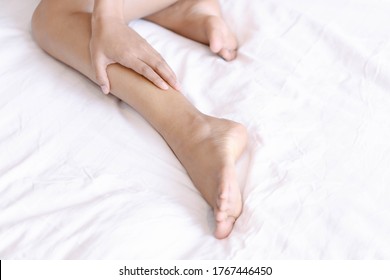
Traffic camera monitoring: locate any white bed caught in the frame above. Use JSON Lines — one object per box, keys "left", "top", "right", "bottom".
{"left": 1, "top": 0, "right": 390, "bottom": 259}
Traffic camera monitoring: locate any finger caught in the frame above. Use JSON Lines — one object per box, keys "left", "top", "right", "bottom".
{"left": 93, "top": 56, "right": 110, "bottom": 94}
{"left": 132, "top": 59, "right": 170, "bottom": 90}
{"left": 152, "top": 58, "right": 181, "bottom": 92}
{"left": 141, "top": 54, "right": 181, "bottom": 91}
{"left": 119, "top": 55, "right": 170, "bottom": 91}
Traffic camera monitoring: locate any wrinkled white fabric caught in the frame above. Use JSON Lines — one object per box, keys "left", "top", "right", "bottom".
{"left": 1, "top": 0, "right": 390, "bottom": 259}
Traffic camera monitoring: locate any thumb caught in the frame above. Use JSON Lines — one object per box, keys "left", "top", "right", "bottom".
{"left": 94, "top": 57, "right": 110, "bottom": 94}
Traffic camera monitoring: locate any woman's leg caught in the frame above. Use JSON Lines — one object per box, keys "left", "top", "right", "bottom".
{"left": 31, "top": 0, "right": 247, "bottom": 239}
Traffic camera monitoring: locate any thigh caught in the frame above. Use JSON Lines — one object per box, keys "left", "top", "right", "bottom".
{"left": 45, "top": 0, "right": 179, "bottom": 22}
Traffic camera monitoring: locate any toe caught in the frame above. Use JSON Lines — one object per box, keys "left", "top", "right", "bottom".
{"left": 205, "top": 16, "right": 238, "bottom": 61}
{"left": 214, "top": 216, "right": 236, "bottom": 239}
{"left": 206, "top": 21, "right": 224, "bottom": 54}
{"left": 219, "top": 48, "right": 237, "bottom": 61}
{"left": 215, "top": 209, "right": 228, "bottom": 222}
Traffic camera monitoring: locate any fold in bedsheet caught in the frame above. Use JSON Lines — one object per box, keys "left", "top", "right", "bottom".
{"left": 1, "top": 0, "right": 390, "bottom": 259}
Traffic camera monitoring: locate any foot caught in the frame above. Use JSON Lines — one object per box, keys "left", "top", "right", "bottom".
{"left": 170, "top": 115, "right": 247, "bottom": 239}
{"left": 145, "top": 0, "right": 238, "bottom": 61}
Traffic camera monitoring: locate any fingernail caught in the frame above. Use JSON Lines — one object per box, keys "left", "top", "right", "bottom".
{"left": 101, "top": 85, "right": 109, "bottom": 94}
{"left": 175, "top": 82, "right": 182, "bottom": 92}
{"left": 161, "top": 82, "right": 169, "bottom": 90}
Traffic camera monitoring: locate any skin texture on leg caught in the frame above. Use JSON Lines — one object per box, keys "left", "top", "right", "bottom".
{"left": 32, "top": 0, "right": 247, "bottom": 238}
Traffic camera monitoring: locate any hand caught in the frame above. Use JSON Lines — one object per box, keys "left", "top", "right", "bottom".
{"left": 90, "top": 16, "right": 180, "bottom": 94}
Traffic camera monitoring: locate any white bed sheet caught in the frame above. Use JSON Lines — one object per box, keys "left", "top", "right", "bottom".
{"left": 1, "top": 0, "right": 390, "bottom": 259}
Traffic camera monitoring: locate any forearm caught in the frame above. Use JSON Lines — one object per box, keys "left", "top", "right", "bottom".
{"left": 93, "top": 0, "right": 124, "bottom": 21}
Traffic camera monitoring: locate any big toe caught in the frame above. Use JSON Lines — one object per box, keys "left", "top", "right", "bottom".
{"left": 214, "top": 216, "right": 236, "bottom": 239}
{"left": 208, "top": 23, "right": 224, "bottom": 53}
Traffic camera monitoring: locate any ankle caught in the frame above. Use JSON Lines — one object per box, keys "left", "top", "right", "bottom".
{"left": 161, "top": 112, "right": 211, "bottom": 150}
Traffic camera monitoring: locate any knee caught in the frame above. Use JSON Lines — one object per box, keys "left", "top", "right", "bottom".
{"left": 31, "top": 1, "right": 54, "bottom": 49}
{"left": 31, "top": 1, "right": 69, "bottom": 51}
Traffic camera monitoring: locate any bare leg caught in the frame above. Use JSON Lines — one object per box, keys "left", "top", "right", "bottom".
{"left": 32, "top": 0, "right": 247, "bottom": 239}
